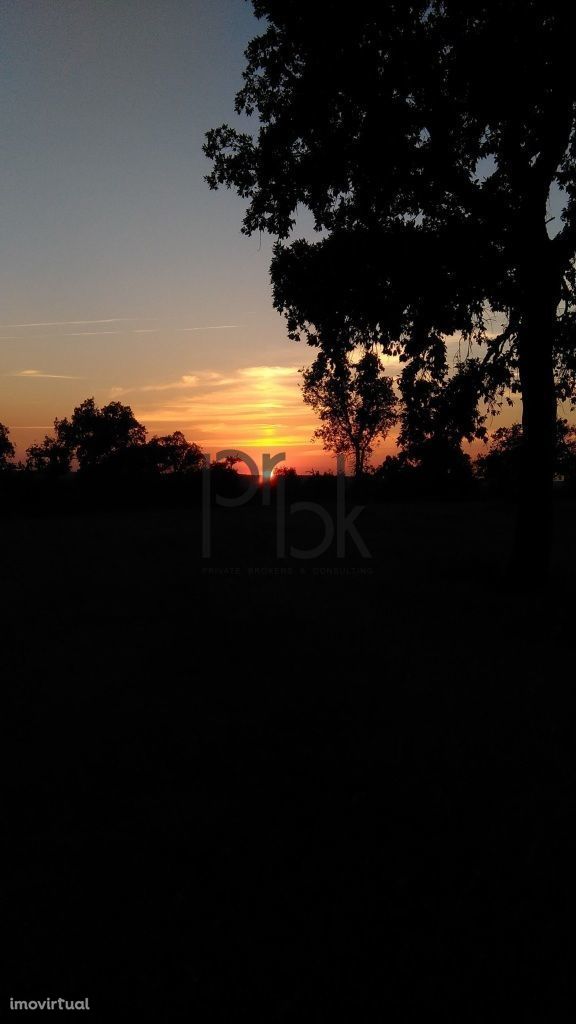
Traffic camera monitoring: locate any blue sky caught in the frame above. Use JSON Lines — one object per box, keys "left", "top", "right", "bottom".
{"left": 0, "top": 0, "right": 329, "bottom": 468}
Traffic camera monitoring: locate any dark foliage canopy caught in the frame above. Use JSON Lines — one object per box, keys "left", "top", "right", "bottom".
{"left": 205, "top": 1, "right": 576, "bottom": 419}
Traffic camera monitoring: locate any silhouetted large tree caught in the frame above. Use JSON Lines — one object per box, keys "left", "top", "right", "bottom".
{"left": 58, "top": 398, "right": 147, "bottom": 472}
{"left": 205, "top": 2, "right": 576, "bottom": 581}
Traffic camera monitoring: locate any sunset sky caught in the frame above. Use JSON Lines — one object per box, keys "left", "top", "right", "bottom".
{"left": 2, "top": 1, "right": 566, "bottom": 472}
{"left": 0, "top": 0, "right": 330, "bottom": 470}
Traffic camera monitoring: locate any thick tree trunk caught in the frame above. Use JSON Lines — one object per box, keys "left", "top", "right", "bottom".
{"left": 512, "top": 308, "right": 557, "bottom": 585}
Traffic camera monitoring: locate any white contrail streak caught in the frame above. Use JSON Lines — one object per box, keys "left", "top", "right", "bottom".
{"left": 180, "top": 325, "right": 240, "bottom": 331}
{"left": 0, "top": 318, "right": 150, "bottom": 328}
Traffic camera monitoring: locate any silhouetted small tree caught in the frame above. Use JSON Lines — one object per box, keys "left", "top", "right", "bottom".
{"left": 397, "top": 360, "right": 484, "bottom": 485}
{"left": 302, "top": 350, "right": 397, "bottom": 476}
{"left": 476, "top": 420, "right": 576, "bottom": 490}
{"left": 145, "top": 432, "right": 205, "bottom": 474}
{"left": 25, "top": 433, "right": 72, "bottom": 476}
{"left": 207, "top": 454, "right": 243, "bottom": 498}
{"left": 0, "top": 422, "right": 15, "bottom": 471}
{"left": 270, "top": 465, "right": 299, "bottom": 498}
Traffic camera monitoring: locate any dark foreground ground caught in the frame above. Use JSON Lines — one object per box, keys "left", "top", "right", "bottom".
{"left": 3, "top": 496, "right": 576, "bottom": 1019}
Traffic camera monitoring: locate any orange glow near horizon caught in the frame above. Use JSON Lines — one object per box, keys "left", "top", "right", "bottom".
{"left": 4, "top": 361, "right": 339, "bottom": 473}
{"left": 4, "top": 357, "right": 524, "bottom": 474}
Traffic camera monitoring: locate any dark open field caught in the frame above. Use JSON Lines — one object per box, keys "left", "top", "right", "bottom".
{"left": 4, "top": 496, "right": 576, "bottom": 1018}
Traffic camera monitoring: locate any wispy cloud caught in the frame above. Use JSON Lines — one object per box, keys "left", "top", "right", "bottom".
{"left": 178, "top": 325, "right": 240, "bottom": 332}
{"left": 0, "top": 318, "right": 140, "bottom": 328}
{"left": 110, "top": 370, "right": 239, "bottom": 398}
{"left": 138, "top": 374, "right": 201, "bottom": 392}
{"left": 65, "top": 331, "right": 124, "bottom": 337}
{"left": 119, "top": 364, "right": 313, "bottom": 449}
{"left": 238, "top": 366, "right": 299, "bottom": 380}
{"left": 8, "top": 369, "right": 84, "bottom": 379}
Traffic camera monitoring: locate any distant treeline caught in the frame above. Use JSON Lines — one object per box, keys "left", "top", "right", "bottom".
{"left": 1, "top": 398, "right": 576, "bottom": 508}
{"left": 0, "top": 398, "right": 206, "bottom": 477}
